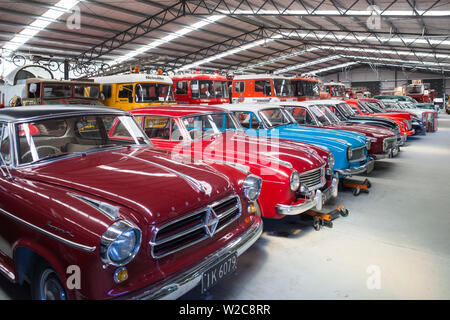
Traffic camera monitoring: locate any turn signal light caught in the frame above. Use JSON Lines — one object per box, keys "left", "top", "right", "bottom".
{"left": 114, "top": 267, "right": 129, "bottom": 284}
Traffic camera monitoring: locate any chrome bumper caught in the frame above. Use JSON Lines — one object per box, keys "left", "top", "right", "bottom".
{"left": 275, "top": 177, "right": 339, "bottom": 215}
{"left": 372, "top": 147, "right": 399, "bottom": 160}
{"left": 335, "top": 158, "right": 375, "bottom": 176}
{"left": 123, "top": 218, "right": 263, "bottom": 300}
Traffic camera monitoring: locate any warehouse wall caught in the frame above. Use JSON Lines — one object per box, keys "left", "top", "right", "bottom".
{"left": 321, "top": 67, "right": 450, "bottom": 97}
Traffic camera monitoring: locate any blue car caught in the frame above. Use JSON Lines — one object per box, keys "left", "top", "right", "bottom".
{"left": 222, "top": 103, "right": 374, "bottom": 178}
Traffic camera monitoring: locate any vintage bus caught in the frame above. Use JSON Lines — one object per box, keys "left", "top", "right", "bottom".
{"left": 93, "top": 73, "right": 175, "bottom": 111}
{"left": 291, "top": 75, "right": 321, "bottom": 101}
{"left": 323, "top": 81, "right": 347, "bottom": 98}
{"left": 172, "top": 72, "right": 229, "bottom": 104}
{"left": 231, "top": 74, "right": 296, "bottom": 103}
{"left": 0, "top": 78, "right": 102, "bottom": 107}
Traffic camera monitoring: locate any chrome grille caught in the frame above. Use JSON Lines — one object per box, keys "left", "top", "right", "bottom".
{"left": 383, "top": 137, "right": 397, "bottom": 151}
{"left": 405, "top": 120, "right": 412, "bottom": 130}
{"left": 150, "top": 195, "right": 241, "bottom": 259}
{"left": 300, "top": 166, "right": 326, "bottom": 191}
{"left": 349, "top": 146, "right": 365, "bottom": 162}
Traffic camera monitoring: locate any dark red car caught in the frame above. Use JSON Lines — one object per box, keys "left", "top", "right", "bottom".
{"left": 0, "top": 105, "right": 263, "bottom": 300}
{"left": 278, "top": 101, "right": 399, "bottom": 160}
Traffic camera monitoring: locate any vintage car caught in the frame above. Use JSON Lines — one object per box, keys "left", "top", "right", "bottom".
{"left": 130, "top": 105, "right": 339, "bottom": 219}
{"left": 379, "top": 100, "right": 428, "bottom": 135}
{"left": 220, "top": 103, "right": 374, "bottom": 178}
{"left": 345, "top": 98, "right": 415, "bottom": 139}
{"left": 315, "top": 99, "right": 404, "bottom": 146}
{"left": 0, "top": 105, "right": 263, "bottom": 300}
{"left": 276, "top": 101, "right": 399, "bottom": 160}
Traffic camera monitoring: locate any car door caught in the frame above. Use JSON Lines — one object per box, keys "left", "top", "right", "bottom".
{"left": 0, "top": 122, "right": 16, "bottom": 275}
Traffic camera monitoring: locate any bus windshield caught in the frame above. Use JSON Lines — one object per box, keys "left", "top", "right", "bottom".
{"left": 135, "top": 83, "right": 175, "bottom": 103}
{"left": 273, "top": 79, "right": 294, "bottom": 97}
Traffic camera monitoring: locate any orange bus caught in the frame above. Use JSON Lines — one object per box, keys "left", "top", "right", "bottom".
{"left": 291, "top": 75, "right": 321, "bottom": 101}
{"left": 231, "top": 74, "right": 296, "bottom": 103}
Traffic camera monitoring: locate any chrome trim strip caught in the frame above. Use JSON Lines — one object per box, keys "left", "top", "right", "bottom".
{"left": 0, "top": 261, "right": 15, "bottom": 281}
{"left": 0, "top": 208, "right": 96, "bottom": 253}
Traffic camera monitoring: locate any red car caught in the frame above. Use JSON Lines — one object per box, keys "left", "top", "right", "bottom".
{"left": 277, "top": 101, "right": 399, "bottom": 160}
{"left": 130, "top": 105, "right": 339, "bottom": 219}
{"left": 345, "top": 98, "right": 415, "bottom": 138}
{"left": 0, "top": 105, "right": 263, "bottom": 300}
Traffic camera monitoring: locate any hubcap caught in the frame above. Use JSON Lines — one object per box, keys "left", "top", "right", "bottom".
{"left": 40, "top": 269, "right": 67, "bottom": 300}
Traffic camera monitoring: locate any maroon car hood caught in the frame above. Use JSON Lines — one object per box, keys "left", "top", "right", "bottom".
{"left": 325, "top": 123, "right": 396, "bottom": 138}
{"left": 191, "top": 131, "right": 325, "bottom": 173}
{"left": 18, "top": 147, "right": 234, "bottom": 224}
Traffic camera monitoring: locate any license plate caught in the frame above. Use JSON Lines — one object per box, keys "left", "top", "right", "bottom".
{"left": 201, "top": 253, "right": 237, "bottom": 293}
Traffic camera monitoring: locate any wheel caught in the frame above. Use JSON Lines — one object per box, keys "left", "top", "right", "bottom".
{"left": 31, "top": 262, "right": 67, "bottom": 300}
{"left": 12, "top": 54, "right": 26, "bottom": 67}
{"left": 352, "top": 187, "right": 361, "bottom": 196}
{"left": 340, "top": 208, "right": 349, "bottom": 217}
{"left": 366, "top": 181, "right": 372, "bottom": 189}
{"left": 313, "top": 219, "right": 321, "bottom": 231}
{"left": 47, "top": 59, "right": 60, "bottom": 72}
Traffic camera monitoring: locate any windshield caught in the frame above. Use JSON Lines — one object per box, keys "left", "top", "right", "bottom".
{"left": 191, "top": 80, "right": 216, "bottom": 99}
{"left": 182, "top": 113, "right": 240, "bottom": 140}
{"left": 406, "top": 85, "right": 423, "bottom": 94}
{"left": 17, "top": 114, "right": 150, "bottom": 165}
{"left": 339, "top": 103, "right": 357, "bottom": 116}
{"left": 43, "top": 84, "right": 71, "bottom": 99}
{"left": 326, "top": 85, "right": 345, "bottom": 97}
{"left": 314, "top": 105, "right": 341, "bottom": 124}
{"left": 292, "top": 80, "right": 320, "bottom": 97}
{"left": 259, "top": 108, "right": 294, "bottom": 127}
{"left": 73, "top": 85, "right": 100, "bottom": 99}
{"left": 213, "top": 81, "right": 229, "bottom": 99}
{"left": 135, "top": 83, "right": 175, "bottom": 103}
{"left": 273, "top": 79, "right": 294, "bottom": 97}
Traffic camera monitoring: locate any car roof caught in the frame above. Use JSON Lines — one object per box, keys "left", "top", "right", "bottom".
{"left": 0, "top": 105, "right": 127, "bottom": 122}
{"left": 130, "top": 104, "right": 227, "bottom": 117}
{"left": 220, "top": 103, "right": 282, "bottom": 112}
{"left": 269, "top": 100, "right": 345, "bottom": 106}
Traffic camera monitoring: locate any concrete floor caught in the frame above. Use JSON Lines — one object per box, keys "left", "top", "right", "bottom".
{"left": 1, "top": 115, "right": 450, "bottom": 300}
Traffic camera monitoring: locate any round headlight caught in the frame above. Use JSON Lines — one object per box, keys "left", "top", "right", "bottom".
{"left": 243, "top": 174, "right": 262, "bottom": 201}
{"left": 290, "top": 170, "right": 301, "bottom": 191}
{"left": 100, "top": 220, "right": 142, "bottom": 266}
{"left": 327, "top": 154, "right": 335, "bottom": 170}
{"left": 347, "top": 147, "right": 353, "bottom": 160}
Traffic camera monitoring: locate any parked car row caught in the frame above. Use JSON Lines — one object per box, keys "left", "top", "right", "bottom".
{"left": 0, "top": 71, "right": 438, "bottom": 300}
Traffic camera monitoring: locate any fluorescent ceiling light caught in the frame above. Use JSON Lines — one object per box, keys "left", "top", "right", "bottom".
{"left": 219, "top": 9, "right": 450, "bottom": 17}
{"left": 2, "top": 0, "right": 79, "bottom": 54}
{"left": 317, "top": 46, "right": 450, "bottom": 60}
{"left": 234, "top": 47, "right": 320, "bottom": 73}
{"left": 274, "top": 55, "right": 341, "bottom": 74}
{"left": 110, "top": 15, "right": 225, "bottom": 65}
{"left": 279, "top": 31, "right": 450, "bottom": 46}
{"left": 175, "top": 35, "right": 283, "bottom": 71}
{"left": 309, "top": 62, "right": 359, "bottom": 74}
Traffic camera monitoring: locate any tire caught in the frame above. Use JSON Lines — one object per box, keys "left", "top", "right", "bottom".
{"left": 12, "top": 55, "right": 26, "bottom": 67}
{"left": 313, "top": 219, "right": 321, "bottom": 231}
{"left": 353, "top": 187, "right": 360, "bottom": 196}
{"left": 31, "top": 262, "right": 67, "bottom": 300}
